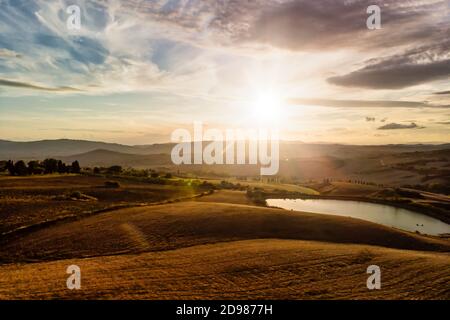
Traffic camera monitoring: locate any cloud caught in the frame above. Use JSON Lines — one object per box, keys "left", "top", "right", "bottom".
{"left": 377, "top": 122, "right": 424, "bottom": 130}
{"left": 434, "top": 91, "right": 450, "bottom": 95}
{"left": 0, "top": 79, "right": 81, "bottom": 92}
{"left": 328, "top": 59, "right": 450, "bottom": 90}
{"left": 288, "top": 98, "right": 449, "bottom": 109}
{"left": 328, "top": 41, "right": 450, "bottom": 89}
{"left": 0, "top": 0, "right": 449, "bottom": 98}
{"left": 0, "top": 48, "right": 21, "bottom": 58}
{"left": 212, "top": 0, "right": 447, "bottom": 52}
{"left": 119, "top": 0, "right": 448, "bottom": 54}
{"left": 366, "top": 117, "right": 376, "bottom": 122}
{"left": 40, "top": 128, "right": 126, "bottom": 133}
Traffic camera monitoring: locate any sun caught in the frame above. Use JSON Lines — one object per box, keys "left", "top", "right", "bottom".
{"left": 250, "top": 91, "right": 283, "bottom": 126}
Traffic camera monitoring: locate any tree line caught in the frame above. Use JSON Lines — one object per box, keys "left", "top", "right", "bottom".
{"left": 1, "top": 159, "right": 80, "bottom": 176}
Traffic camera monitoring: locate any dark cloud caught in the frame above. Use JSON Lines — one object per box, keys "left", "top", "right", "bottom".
{"left": 366, "top": 117, "right": 376, "bottom": 122}
{"left": 288, "top": 98, "right": 449, "bottom": 109}
{"left": 134, "top": 0, "right": 446, "bottom": 52}
{"left": 434, "top": 91, "right": 450, "bottom": 95}
{"left": 328, "top": 59, "right": 450, "bottom": 89}
{"left": 328, "top": 41, "right": 450, "bottom": 89}
{"left": 377, "top": 122, "right": 424, "bottom": 130}
{"left": 207, "top": 0, "right": 446, "bottom": 52}
{"left": 0, "top": 79, "right": 81, "bottom": 92}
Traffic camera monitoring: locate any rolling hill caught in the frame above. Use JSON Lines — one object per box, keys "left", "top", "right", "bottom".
{"left": 0, "top": 139, "right": 174, "bottom": 159}
{"left": 1, "top": 139, "right": 449, "bottom": 188}
{"left": 60, "top": 149, "right": 172, "bottom": 168}
{"left": 0, "top": 198, "right": 449, "bottom": 299}
{"left": 1, "top": 138, "right": 449, "bottom": 160}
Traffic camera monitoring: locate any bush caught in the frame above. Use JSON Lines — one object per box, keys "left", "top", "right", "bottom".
{"left": 70, "top": 191, "right": 83, "bottom": 199}
{"left": 107, "top": 165, "right": 122, "bottom": 174}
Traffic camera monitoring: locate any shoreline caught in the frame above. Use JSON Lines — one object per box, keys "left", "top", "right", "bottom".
{"left": 261, "top": 193, "right": 450, "bottom": 226}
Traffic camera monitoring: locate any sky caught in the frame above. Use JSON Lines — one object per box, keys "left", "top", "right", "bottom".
{"left": 0, "top": 0, "right": 449, "bottom": 145}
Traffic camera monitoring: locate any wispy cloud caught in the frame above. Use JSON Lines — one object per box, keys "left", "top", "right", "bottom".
{"left": 377, "top": 122, "right": 424, "bottom": 130}
{"left": 0, "top": 0, "right": 449, "bottom": 144}
{"left": 0, "top": 79, "right": 81, "bottom": 92}
{"left": 288, "top": 98, "right": 450, "bottom": 109}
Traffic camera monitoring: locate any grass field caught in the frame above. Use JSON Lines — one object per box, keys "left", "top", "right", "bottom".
{"left": 0, "top": 239, "right": 448, "bottom": 300}
{"left": 202, "top": 177, "right": 319, "bottom": 195}
{"left": 0, "top": 175, "right": 197, "bottom": 236}
{"left": 0, "top": 176, "right": 449, "bottom": 299}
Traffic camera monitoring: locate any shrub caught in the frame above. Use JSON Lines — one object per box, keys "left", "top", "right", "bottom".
{"left": 107, "top": 165, "right": 122, "bottom": 174}
{"left": 70, "top": 191, "right": 83, "bottom": 199}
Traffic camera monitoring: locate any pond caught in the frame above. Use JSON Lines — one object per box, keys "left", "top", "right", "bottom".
{"left": 266, "top": 198, "right": 450, "bottom": 236}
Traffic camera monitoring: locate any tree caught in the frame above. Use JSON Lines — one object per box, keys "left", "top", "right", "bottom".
{"left": 14, "top": 160, "right": 28, "bottom": 176}
{"left": 43, "top": 158, "right": 58, "bottom": 174}
{"left": 0, "top": 161, "right": 7, "bottom": 172}
{"left": 107, "top": 165, "right": 122, "bottom": 174}
{"left": 27, "top": 161, "right": 43, "bottom": 175}
{"left": 57, "top": 160, "right": 67, "bottom": 174}
{"left": 71, "top": 160, "right": 81, "bottom": 174}
{"left": 6, "top": 160, "right": 15, "bottom": 176}
{"left": 93, "top": 167, "right": 101, "bottom": 174}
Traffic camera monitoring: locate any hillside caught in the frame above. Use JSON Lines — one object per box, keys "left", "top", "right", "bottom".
{"left": 1, "top": 139, "right": 449, "bottom": 189}
{"left": 60, "top": 149, "right": 172, "bottom": 167}
{"left": 1, "top": 201, "right": 448, "bottom": 263}
{"left": 1, "top": 138, "right": 449, "bottom": 160}
{"left": 0, "top": 178, "right": 449, "bottom": 300}
{"left": 0, "top": 139, "right": 174, "bottom": 159}
{"left": 1, "top": 239, "right": 449, "bottom": 300}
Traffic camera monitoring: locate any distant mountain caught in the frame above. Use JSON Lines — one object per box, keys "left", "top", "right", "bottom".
{"left": 60, "top": 149, "right": 172, "bottom": 168}
{"left": 0, "top": 138, "right": 449, "bottom": 161}
{"left": 0, "top": 139, "right": 174, "bottom": 159}
{"left": 1, "top": 139, "right": 449, "bottom": 186}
